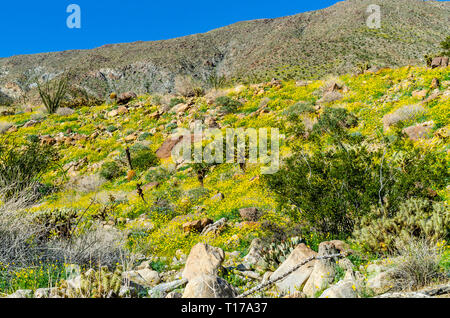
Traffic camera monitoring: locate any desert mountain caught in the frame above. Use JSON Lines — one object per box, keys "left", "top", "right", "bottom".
{"left": 0, "top": 0, "right": 448, "bottom": 103}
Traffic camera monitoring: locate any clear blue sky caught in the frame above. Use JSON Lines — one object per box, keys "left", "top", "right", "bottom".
{"left": 0, "top": 0, "right": 346, "bottom": 58}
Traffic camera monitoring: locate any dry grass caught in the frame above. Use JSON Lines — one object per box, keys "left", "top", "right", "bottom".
{"left": 383, "top": 104, "right": 426, "bottom": 128}
{"left": 56, "top": 107, "right": 75, "bottom": 116}
{"left": 0, "top": 121, "right": 12, "bottom": 134}
{"left": 390, "top": 237, "right": 445, "bottom": 291}
{"left": 0, "top": 186, "right": 131, "bottom": 270}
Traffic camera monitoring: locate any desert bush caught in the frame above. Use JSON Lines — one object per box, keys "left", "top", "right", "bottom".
{"left": 0, "top": 188, "right": 131, "bottom": 271}
{"left": 321, "top": 75, "right": 345, "bottom": 92}
{"left": 68, "top": 174, "right": 106, "bottom": 193}
{"left": 352, "top": 198, "right": 449, "bottom": 254}
{"left": 382, "top": 104, "right": 426, "bottom": 128}
{"left": 99, "top": 161, "right": 123, "bottom": 181}
{"left": 169, "top": 97, "right": 185, "bottom": 107}
{"left": 120, "top": 144, "right": 159, "bottom": 171}
{"left": 0, "top": 138, "right": 58, "bottom": 200}
{"left": 56, "top": 107, "right": 75, "bottom": 116}
{"left": 0, "top": 121, "right": 12, "bottom": 134}
{"left": 390, "top": 238, "right": 445, "bottom": 291}
{"left": 207, "top": 74, "right": 228, "bottom": 89}
{"left": 37, "top": 76, "right": 69, "bottom": 114}
{"left": 144, "top": 166, "right": 171, "bottom": 183}
{"left": 440, "top": 35, "right": 450, "bottom": 57}
{"left": 61, "top": 85, "right": 104, "bottom": 108}
{"left": 265, "top": 108, "right": 447, "bottom": 235}
{"left": 106, "top": 125, "right": 118, "bottom": 133}
{"left": 282, "top": 101, "right": 315, "bottom": 119}
{"left": 174, "top": 75, "right": 204, "bottom": 97}
{"left": 215, "top": 96, "right": 242, "bottom": 114}
{"left": 318, "top": 91, "right": 343, "bottom": 103}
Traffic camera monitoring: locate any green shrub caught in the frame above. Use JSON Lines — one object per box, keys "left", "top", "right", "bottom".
{"left": 215, "top": 96, "right": 242, "bottom": 114}
{"left": 352, "top": 198, "right": 449, "bottom": 254}
{"left": 144, "top": 167, "right": 171, "bottom": 183}
{"left": 106, "top": 125, "right": 118, "bottom": 133}
{"left": 100, "top": 161, "right": 123, "bottom": 180}
{"left": 265, "top": 108, "right": 448, "bottom": 235}
{"left": 282, "top": 101, "right": 315, "bottom": 119}
{"left": 122, "top": 144, "right": 159, "bottom": 171}
{"left": 0, "top": 139, "right": 58, "bottom": 200}
{"left": 169, "top": 97, "right": 185, "bottom": 107}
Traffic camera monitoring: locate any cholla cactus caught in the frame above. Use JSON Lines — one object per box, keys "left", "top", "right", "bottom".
{"left": 33, "top": 208, "right": 78, "bottom": 239}
{"left": 353, "top": 198, "right": 449, "bottom": 254}
{"left": 259, "top": 237, "right": 304, "bottom": 271}
{"left": 57, "top": 266, "right": 123, "bottom": 298}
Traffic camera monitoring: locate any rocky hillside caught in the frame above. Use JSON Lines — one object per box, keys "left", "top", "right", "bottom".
{"left": 0, "top": 0, "right": 449, "bottom": 104}
{"left": 0, "top": 64, "right": 449, "bottom": 298}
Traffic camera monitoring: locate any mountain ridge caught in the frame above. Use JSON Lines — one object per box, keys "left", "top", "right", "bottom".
{"left": 0, "top": 0, "right": 449, "bottom": 104}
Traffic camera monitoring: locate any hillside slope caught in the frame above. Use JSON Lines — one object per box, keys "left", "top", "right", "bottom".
{"left": 0, "top": 64, "right": 449, "bottom": 298}
{"left": 0, "top": 0, "right": 449, "bottom": 103}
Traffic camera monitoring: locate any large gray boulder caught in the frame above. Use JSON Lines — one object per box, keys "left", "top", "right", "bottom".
{"left": 182, "top": 243, "right": 225, "bottom": 281}
{"left": 303, "top": 241, "right": 339, "bottom": 297}
{"left": 271, "top": 243, "right": 317, "bottom": 294}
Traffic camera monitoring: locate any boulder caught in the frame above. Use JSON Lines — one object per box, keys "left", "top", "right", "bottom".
{"left": 243, "top": 238, "right": 264, "bottom": 267}
{"left": 7, "top": 289, "right": 33, "bottom": 298}
{"left": 156, "top": 135, "right": 184, "bottom": 159}
{"left": 182, "top": 218, "right": 213, "bottom": 233}
{"left": 34, "top": 288, "right": 57, "bottom": 298}
{"left": 271, "top": 243, "right": 317, "bottom": 294}
{"left": 149, "top": 278, "right": 188, "bottom": 298}
{"left": 303, "top": 241, "right": 339, "bottom": 297}
{"left": 430, "top": 56, "right": 449, "bottom": 69}
{"left": 431, "top": 78, "right": 440, "bottom": 89}
{"left": 319, "top": 280, "right": 357, "bottom": 298}
{"left": 376, "top": 292, "right": 430, "bottom": 298}
{"left": 117, "top": 106, "right": 129, "bottom": 114}
{"left": 182, "top": 243, "right": 225, "bottom": 281}
{"left": 367, "top": 270, "right": 394, "bottom": 295}
{"left": 122, "top": 268, "right": 161, "bottom": 288}
{"left": 201, "top": 218, "right": 227, "bottom": 236}
{"left": 182, "top": 275, "right": 238, "bottom": 298}
{"left": 211, "top": 192, "right": 225, "bottom": 202}
{"left": 402, "top": 121, "right": 434, "bottom": 141}
{"left": 319, "top": 269, "right": 359, "bottom": 298}
{"left": 239, "top": 207, "right": 262, "bottom": 222}
{"left": 117, "top": 92, "right": 137, "bottom": 105}
{"left": 412, "top": 90, "right": 428, "bottom": 99}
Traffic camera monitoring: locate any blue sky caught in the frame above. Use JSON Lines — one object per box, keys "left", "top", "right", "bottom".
{"left": 0, "top": 0, "right": 346, "bottom": 58}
